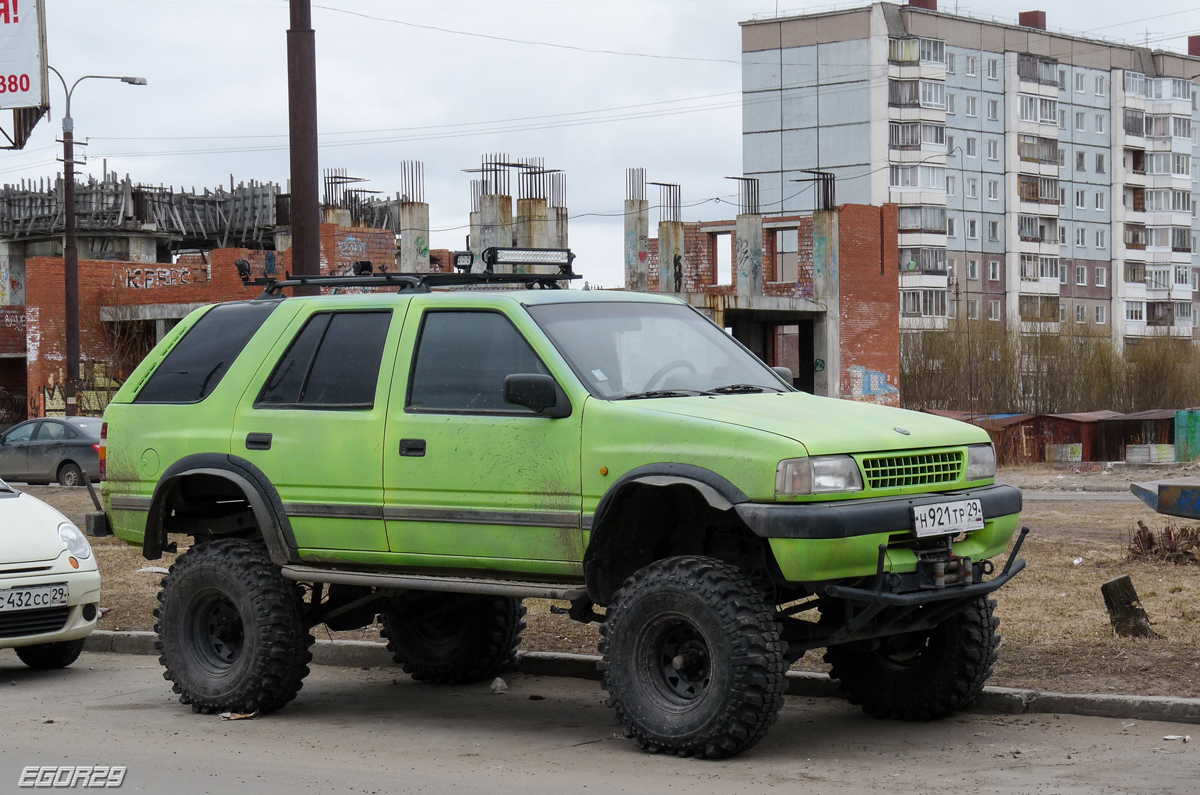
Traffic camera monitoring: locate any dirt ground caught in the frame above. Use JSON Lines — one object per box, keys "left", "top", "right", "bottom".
{"left": 18, "top": 465, "right": 1200, "bottom": 698}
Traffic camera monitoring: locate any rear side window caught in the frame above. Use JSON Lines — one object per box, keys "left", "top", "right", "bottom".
{"left": 257, "top": 311, "right": 392, "bottom": 410}
{"left": 35, "top": 422, "right": 67, "bottom": 441}
{"left": 135, "top": 302, "right": 278, "bottom": 404}
{"left": 407, "top": 311, "right": 549, "bottom": 413}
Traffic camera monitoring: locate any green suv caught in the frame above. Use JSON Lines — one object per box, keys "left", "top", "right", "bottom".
{"left": 97, "top": 259, "right": 1025, "bottom": 759}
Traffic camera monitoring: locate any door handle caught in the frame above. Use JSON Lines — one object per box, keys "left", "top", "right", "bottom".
{"left": 245, "top": 433, "right": 273, "bottom": 451}
{"left": 399, "top": 439, "right": 426, "bottom": 457}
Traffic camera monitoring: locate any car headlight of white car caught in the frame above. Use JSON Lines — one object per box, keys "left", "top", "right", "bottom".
{"left": 58, "top": 521, "right": 92, "bottom": 560}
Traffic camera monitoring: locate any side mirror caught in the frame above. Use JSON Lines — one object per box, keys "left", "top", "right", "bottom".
{"left": 504, "top": 374, "right": 570, "bottom": 418}
{"left": 772, "top": 366, "right": 794, "bottom": 384}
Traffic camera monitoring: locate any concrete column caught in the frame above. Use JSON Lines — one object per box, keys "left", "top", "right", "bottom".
{"left": 480, "top": 194, "right": 513, "bottom": 273}
{"left": 735, "top": 213, "right": 764, "bottom": 297}
{"left": 399, "top": 201, "right": 431, "bottom": 272}
{"left": 514, "top": 198, "right": 549, "bottom": 251}
{"left": 128, "top": 236, "right": 157, "bottom": 264}
{"left": 657, "top": 220, "right": 685, "bottom": 294}
{"left": 624, "top": 199, "right": 649, "bottom": 291}
{"left": 0, "top": 241, "right": 25, "bottom": 305}
{"left": 468, "top": 211, "right": 482, "bottom": 271}
{"left": 811, "top": 210, "right": 840, "bottom": 398}
{"left": 547, "top": 206, "right": 569, "bottom": 250}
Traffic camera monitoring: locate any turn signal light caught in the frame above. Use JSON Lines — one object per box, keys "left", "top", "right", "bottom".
{"left": 69, "top": 557, "right": 80, "bottom": 569}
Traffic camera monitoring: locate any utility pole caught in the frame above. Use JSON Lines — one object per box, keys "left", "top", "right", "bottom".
{"left": 288, "top": 0, "right": 320, "bottom": 290}
{"left": 48, "top": 68, "right": 146, "bottom": 416}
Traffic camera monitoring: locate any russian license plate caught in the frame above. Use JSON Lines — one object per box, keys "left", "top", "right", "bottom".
{"left": 912, "top": 499, "right": 984, "bottom": 538}
{"left": 0, "top": 584, "right": 69, "bottom": 613}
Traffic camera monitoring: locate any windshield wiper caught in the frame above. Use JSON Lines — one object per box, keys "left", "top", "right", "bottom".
{"left": 703, "top": 384, "right": 784, "bottom": 395}
{"left": 618, "top": 389, "right": 701, "bottom": 400}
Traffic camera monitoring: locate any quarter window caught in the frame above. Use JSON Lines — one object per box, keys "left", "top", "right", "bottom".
{"left": 408, "top": 312, "right": 550, "bottom": 413}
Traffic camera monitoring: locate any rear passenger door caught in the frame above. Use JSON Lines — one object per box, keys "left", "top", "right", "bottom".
{"left": 27, "top": 420, "right": 69, "bottom": 482}
{"left": 233, "top": 302, "right": 407, "bottom": 555}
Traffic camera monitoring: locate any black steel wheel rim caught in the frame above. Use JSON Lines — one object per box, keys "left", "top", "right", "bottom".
{"left": 186, "top": 591, "right": 245, "bottom": 675}
{"left": 639, "top": 614, "right": 712, "bottom": 704}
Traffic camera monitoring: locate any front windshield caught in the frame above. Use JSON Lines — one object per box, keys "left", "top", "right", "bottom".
{"left": 528, "top": 301, "right": 788, "bottom": 399}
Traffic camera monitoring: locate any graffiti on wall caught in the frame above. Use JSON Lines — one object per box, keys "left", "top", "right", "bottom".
{"left": 336, "top": 235, "right": 368, "bottom": 260}
{"left": 735, "top": 236, "right": 763, "bottom": 289}
{"left": 623, "top": 228, "right": 649, "bottom": 284}
{"left": 1, "top": 308, "right": 24, "bottom": 333}
{"left": 118, "top": 267, "right": 192, "bottom": 289}
{"left": 846, "top": 365, "right": 899, "bottom": 406}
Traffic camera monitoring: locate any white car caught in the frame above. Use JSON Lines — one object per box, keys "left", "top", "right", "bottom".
{"left": 1, "top": 477, "right": 100, "bottom": 668}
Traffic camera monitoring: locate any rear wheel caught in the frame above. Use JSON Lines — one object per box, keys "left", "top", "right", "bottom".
{"left": 379, "top": 594, "right": 526, "bottom": 684}
{"left": 57, "top": 462, "right": 82, "bottom": 487}
{"left": 15, "top": 638, "right": 86, "bottom": 669}
{"left": 824, "top": 596, "right": 1000, "bottom": 721}
{"left": 600, "top": 556, "right": 787, "bottom": 759}
{"left": 155, "top": 539, "right": 313, "bottom": 714}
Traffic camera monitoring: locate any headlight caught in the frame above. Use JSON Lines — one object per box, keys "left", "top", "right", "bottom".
{"left": 776, "top": 455, "right": 863, "bottom": 496}
{"left": 966, "top": 444, "right": 996, "bottom": 481}
{"left": 58, "top": 522, "right": 92, "bottom": 560}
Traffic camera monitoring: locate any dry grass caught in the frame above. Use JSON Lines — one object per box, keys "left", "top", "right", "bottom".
{"left": 1129, "top": 522, "right": 1200, "bottom": 565}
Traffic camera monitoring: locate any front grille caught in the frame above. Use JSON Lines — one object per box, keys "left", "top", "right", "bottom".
{"left": 861, "top": 451, "right": 964, "bottom": 490}
{"left": 0, "top": 606, "right": 71, "bottom": 639}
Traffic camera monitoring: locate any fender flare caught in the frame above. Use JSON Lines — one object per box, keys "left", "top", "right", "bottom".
{"left": 582, "top": 463, "right": 750, "bottom": 603}
{"left": 143, "top": 454, "right": 296, "bottom": 565}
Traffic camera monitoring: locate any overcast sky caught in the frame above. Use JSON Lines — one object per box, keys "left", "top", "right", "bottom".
{"left": 3, "top": 0, "right": 1200, "bottom": 287}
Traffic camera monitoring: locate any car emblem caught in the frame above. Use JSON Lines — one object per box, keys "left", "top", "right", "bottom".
{"left": 893, "top": 427, "right": 911, "bottom": 436}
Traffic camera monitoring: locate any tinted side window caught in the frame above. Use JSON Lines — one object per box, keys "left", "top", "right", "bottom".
{"left": 35, "top": 422, "right": 66, "bottom": 441}
{"left": 4, "top": 422, "right": 36, "bottom": 443}
{"left": 136, "top": 302, "right": 278, "bottom": 404}
{"left": 408, "top": 311, "right": 549, "bottom": 413}
{"left": 257, "top": 311, "right": 392, "bottom": 410}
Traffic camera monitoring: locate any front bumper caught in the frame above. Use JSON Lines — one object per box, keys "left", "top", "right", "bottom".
{"left": 736, "top": 484, "right": 1022, "bottom": 584}
{"left": 0, "top": 554, "right": 101, "bottom": 650}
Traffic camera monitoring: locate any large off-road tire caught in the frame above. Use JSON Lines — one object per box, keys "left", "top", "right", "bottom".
{"left": 824, "top": 596, "right": 1000, "bottom": 721}
{"left": 15, "top": 638, "right": 86, "bottom": 669}
{"left": 379, "top": 594, "right": 526, "bottom": 684}
{"left": 599, "top": 556, "right": 787, "bottom": 759}
{"left": 154, "top": 538, "right": 313, "bottom": 715}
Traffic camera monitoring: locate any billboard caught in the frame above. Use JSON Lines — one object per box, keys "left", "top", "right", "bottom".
{"left": 0, "top": 0, "right": 48, "bottom": 112}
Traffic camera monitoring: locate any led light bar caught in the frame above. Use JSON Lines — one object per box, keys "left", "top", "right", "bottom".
{"left": 453, "top": 251, "right": 475, "bottom": 271}
{"left": 482, "top": 247, "right": 574, "bottom": 267}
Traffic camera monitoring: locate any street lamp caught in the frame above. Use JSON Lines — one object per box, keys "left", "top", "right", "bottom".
{"left": 47, "top": 68, "right": 147, "bottom": 416}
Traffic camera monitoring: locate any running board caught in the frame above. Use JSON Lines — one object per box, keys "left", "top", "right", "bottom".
{"left": 279, "top": 564, "right": 587, "bottom": 601}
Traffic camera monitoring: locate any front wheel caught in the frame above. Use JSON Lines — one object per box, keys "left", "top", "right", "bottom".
{"left": 15, "top": 638, "right": 86, "bottom": 669}
{"left": 600, "top": 556, "right": 787, "bottom": 759}
{"left": 155, "top": 539, "right": 313, "bottom": 714}
{"left": 824, "top": 596, "right": 1000, "bottom": 721}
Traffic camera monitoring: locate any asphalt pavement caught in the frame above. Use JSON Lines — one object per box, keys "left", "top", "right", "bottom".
{"left": 0, "top": 652, "right": 1196, "bottom": 795}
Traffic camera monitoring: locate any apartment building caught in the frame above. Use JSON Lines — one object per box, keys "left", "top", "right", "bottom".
{"left": 740, "top": 0, "right": 1200, "bottom": 347}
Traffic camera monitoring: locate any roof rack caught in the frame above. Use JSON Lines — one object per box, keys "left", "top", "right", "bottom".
{"left": 239, "top": 247, "right": 579, "bottom": 299}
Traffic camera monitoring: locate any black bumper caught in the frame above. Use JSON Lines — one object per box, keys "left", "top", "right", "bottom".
{"left": 735, "top": 484, "right": 1022, "bottom": 540}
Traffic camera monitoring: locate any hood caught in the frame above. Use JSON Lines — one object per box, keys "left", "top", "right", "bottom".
{"left": 624, "top": 392, "right": 990, "bottom": 455}
{"left": 0, "top": 489, "right": 71, "bottom": 565}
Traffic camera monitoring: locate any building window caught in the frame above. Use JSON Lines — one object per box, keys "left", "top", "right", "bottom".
{"left": 946, "top": 93, "right": 955, "bottom": 114}
{"left": 966, "top": 56, "right": 977, "bottom": 76}
{"left": 947, "top": 52, "right": 956, "bottom": 73}
{"left": 1076, "top": 152, "right": 1086, "bottom": 171}
{"left": 989, "top": 261, "right": 1000, "bottom": 281}
{"left": 1059, "top": 225, "right": 1068, "bottom": 244}
{"left": 1126, "top": 301, "right": 1145, "bottom": 321}
{"left": 1096, "top": 229, "right": 1107, "bottom": 248}
{"left": 966, "top": 96, "right": 977, "bottom": 117}
{"left": 1096, "top": 267, "right": 1107, "bottom": 287}
{"left": 1075, "top": 304, "right": 1086, "bottom": 324}
{"left": 1096, "top": 304, "right": 1107, "bottom": 324}
{"left": 1075, "top": 72, "right": 1084, "bottom": 93}
{"left": 947, "top": 216, "right": 956, "bottom": 236}
{"left": 1076, "top": 228, "right": 1087, "bottom": 247}
{"left": 1125, "top": 71, "right": 1145, "bottom": 97}
{"left": 1192, "top": 270, "right": 1198, "bottom": 291}
{"left": 946, "top": 175, "right": 956, "bottom": 196}
{"left": 987, "top": 180, "right": 998, "bottom": 200}
{"left": 966, "top": 137, "right": 977, "bottom": 157}
{"left": 987, "top": 59, "right": 998, "bottom": 79}
{"left": 966, "top": 178, "right": 978, "bottom": 198}
{"left": 1059, "top": 109, "right": 1067, "bottom": 129}
{"left": 1075, "top": 190, "right": 1086, "bottom": 209}
{"left": 1058, "top": 69, "right": 1067, "bottom": 90}
{"left": 1096, "top": 153, "right": 1106, "bottom": 174}
{"left": 967, "top": 259, "right": 978, "bottom": 280}
{"left": 1075, "top": 112, "right": 1085, "bottom": 131}
{"left": 922, "top": 289, "right": 947, "bottom": 317}
{"left": 989, "top": 299, "right": 1001, "bottom": 320}
{"left": 967, "top": 218, "right": 978, "bottom": 239}
{"left": 1060, "top": 187, "right": 1067, "bottom": 206}
{"left": 988, "top": 99, "right": 999, "bottom": 121}
{"left": 1096, "top": 192, "right": 1106, "bottom": 211}
{"left": 988, "top": 220, "right": 1000, "bottom": 241}
{"left": 901, "top": 291, "right": 921, "bottom": 316}
{"left": 920, "top": 80, "right": 946, "bottom": 109}
{"left": 1095, "top": 75, "right": 1105, "bottom": 95}
{"left": 987, "top": 138, "right": 999, "bottom": 160}
{"left": 1059, "top": 264, "right": 1067, "bottom": 284}
{"left": 1041, "top": 256, "right": 1060, "bottom": 280}
{"left": 1096, "top": 114, "right": 1105, "bottom": 134}
{"left": 899, "top": 205, "right": 947, "bottom": 234}
{"left": 919, "top": 38, "right": 945, "bottom": 64}
{"left": 1077, "top": 265, "right": 1087, "bottom": 286}
{"left": 1059, "top": 148, "right": 1066, "bottom": 167}
{"left": 946, "top": 134, "right": 955, "bottom": 154}
{"left": 967, "top": 299, "right": 979, "bottom": 320}
{"left": 1058, "top": 303, "right": 1068, "bottom": 323}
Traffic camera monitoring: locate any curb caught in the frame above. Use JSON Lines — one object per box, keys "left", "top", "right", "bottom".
{"left": 82, "top": 631, "right": 1200, "bottom": 726}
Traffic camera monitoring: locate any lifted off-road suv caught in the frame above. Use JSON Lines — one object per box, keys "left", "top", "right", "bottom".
{"left": 96, "top": 257, "right": 1025, "bottom": 759}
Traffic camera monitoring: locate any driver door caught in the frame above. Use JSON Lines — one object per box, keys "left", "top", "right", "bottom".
{"left": 0, "top": 420, "right": 37, "bottom": 480}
